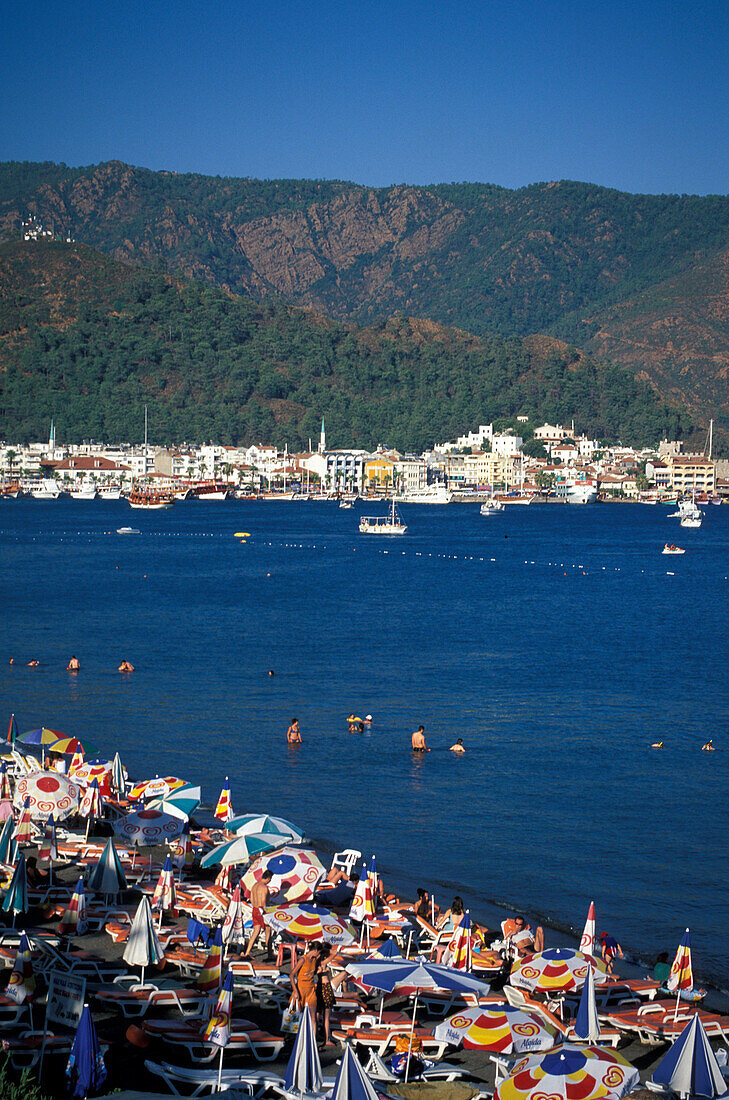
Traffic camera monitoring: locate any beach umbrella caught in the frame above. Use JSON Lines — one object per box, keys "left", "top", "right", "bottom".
{"left": 2, "top": 854, "right": 27, "bottom": 924}
{"left": 510, "top": 949, "right": 608, "bottom": 994}
{"left": 435, "top": 1002, "right": 555, "bottom": 1053}
{"left": 580, "top": 901, "right": 596, "bottom": 956}
{"left": 368, "top": 938, "right": 404, "bottom": 960}
{"left": 20, "top": 728, "right": 63, "bottom": 747}
{"left": 204, "top": 969, "right": 234, "bottom": 1092}
{"left": 0, "top": 814, "right": 17, "bottom": 865}
{"left": 445, "top": 911, "right": 473, "bottom": 970}
{"left": 59, "top": 877, "right": 88, "bottom": 936}
{"left": 0, "top": 761, "right": 11, "bottom": 800}
{"left": 222, "top": 885, "right": 250, "bottom": 951}
{"left": 173, "top": 823, "right": 195, "bottom": 875}
{"left": 127, "top": 776, "right": 188, "bottom": 800}
{"left": 266, "top": 902, "right": 356, "bottom": 945}
{"left": 349, "top": 864, "right": 376, "bottom": 923}
{"left": 200, "top": 831, "right": 283, "bottom": 869}
{"left": 227, "top": 813, "right": 307, "bottom": 843}
{"left": 652, "top": 1016, "right": 727, "bottom": 1098}
{"left": 70, "top": 748, "right": 85, "bottom": 773}
{"left": 151, "top": 855, "right": 176, "bottom": 929}
{"left": 243, "top": 846, "right": 325, "bottom": 902}
{"left": 7, "top": 714, "right": 18, "bottom": 746}
{"left": 330, "top": 1043, "right": 379, "bottom": 1100}
{"left": 14, "top": 772, "right": 80, "bottom": 820}
{"left": 284, "top": 992, "right": 322, "bottom": 1095}
{"left": 37, "top": 814, "right": 57, "bottom": 884}
{"left": 667, "top": 928, "right": 698, "bottom": 1020}
{"left": 65, "top": 1004, "right": 107, "bottom": 1099}
{"left": 115, "top": 806, "right": 184, "bottom": 847}
{"left": 50, "top": 736, "right": 96, "bottom": 756}
{"left": 495, "top": 1046, "right": 639, "bottom": 1100}
{"left": 13, "top": 797, "right": 35, "bottom": 844}
{"left": 123, "top": 896, "right": 164, "bottom": 988}
{"left": 215, "top": 865, "right": 234, "bottom": 892}
{"left": 214, "top": 778, "right": 234, "bottom": 823}
{"left": 197, "top": 926, "right": 223, "bottom": 992}
{"left": 111, "top": 751, "right": 126, "bottom": 795}
{"left": 574, "top": 960, "right": 601, "bottom": 1043}
{"left": 72, "top": 762, "right": 112, "bottom": 795}
{"left": 5, "top": 930, "right": 35, "bottom": 1005}
{"left": 80, "top": 779, "right": 103, "bottom": 841}
{"left": 147, "top": 783, "right": 201, "bottom": 820}
{"left": 87, "top": 837, "right": 127, "bottom": 897}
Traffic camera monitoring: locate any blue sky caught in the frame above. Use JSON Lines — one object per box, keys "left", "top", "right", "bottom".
{"left": 2, "top": 0, "right": 728, "bottom": 194}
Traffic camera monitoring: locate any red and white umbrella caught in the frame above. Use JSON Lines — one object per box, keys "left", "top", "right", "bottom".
{"left": 581, "top": 901, "right": 596, "bottom": 956}
{"left": 13, "top": 799, "right": 35, "bottom": 844}
{"left": 511, "top": 949, "right": 608, "bottom": 994}
{"left": 59, "top": 877, "right": 88, "bottom": 936}
{"left": 71, "top": 762, "right": 113, "bottom": 796}
{"left": 151, "top": 856, "right": 176, "bottom": 928}
{"left": 128, "top": 776, "right": 188, "bottom": 801}
{"left": 222, "top": 885, "right": 250, "bottom": 949}
{"left": 242, "top": 846, "right": 325, "bottom": 902}
{"left": 80, "top": 780, "right": 103, "bottom": 820}
{"left": 214, "top": 779, "right": 233, "bottom": 823}
{"left": 115, "top": 808, "right": 185, "bottom": 847}
{"left": 435, "top": 1003, "right": 556, "bottom": 1053}
{"left": 14, "top": 773, "right": 80, "bottom": 821}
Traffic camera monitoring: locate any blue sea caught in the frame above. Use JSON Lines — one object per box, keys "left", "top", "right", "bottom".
{"left": 1, "top": 499, "right": 727, "bottom": 987}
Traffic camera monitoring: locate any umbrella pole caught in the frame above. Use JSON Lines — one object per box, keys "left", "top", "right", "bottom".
{"left": 404, "top": 990, "right": 419, "bottom": 1084}
{"left": 406, "top": 930, "right": 413, "bottom": 958}
{"left": 141, "top": 964, "right": 145, "bottom": 988}
{"left": 378, "top": 993, "right": 384, "bottom": 1025}
{"left": 216, "top": 1045, "right": 224, "bottom": 1092}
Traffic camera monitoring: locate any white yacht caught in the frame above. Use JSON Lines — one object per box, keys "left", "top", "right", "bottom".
{"left": 359, "top": 499, "right": 407, "bottom": 535}
{"left": 99, "top": 486, "right": 122, "bottom": 501}
{"left": 678, "top": 499, "right": 703, "bottom": 528}
{"left": 70, "top": 485, "right": 97, "bottom": 500}
{"left": 554, "top": 477, "right": 597, "bottom": 504}
{"left": 395, "top": 483, "right": 452, "bottom": 504}
{"left": 480, "top": 498, "right": 504, "bottom": 515}
{"left": 31, "top": 479, "right": 61, "bottom": 500}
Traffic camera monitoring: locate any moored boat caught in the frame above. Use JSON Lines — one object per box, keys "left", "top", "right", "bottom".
{"left": 359, "top": 498, "right": 407, "bottom": 535}
{"left": 194, "top": 480, "right": 229, "bottom": 500}
{"left": 127, "top": 489, "right": 174, "bottom": 510}
{"left": 480, "top": 498, "right": 504, "bottom": 515}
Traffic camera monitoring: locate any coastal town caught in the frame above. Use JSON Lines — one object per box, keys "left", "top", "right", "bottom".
{"left": 0, "top": 417, "right": 724, "bottom": 504}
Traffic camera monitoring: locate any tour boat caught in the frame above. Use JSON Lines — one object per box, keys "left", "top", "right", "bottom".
{"left": 662, "top": 544, "right": 685, "bottom": 555}
{"left": 99, "top": 486, "right": 122, "bottom": 500}
{"left": 395, "top": 483, "right": 452, "bottom": 504}
{"left": 494, "top": 492, "right": 534, "bottom": 505}
{"left": 554, "top": 477, "right": 597, "bottom": 504}
{"left": 359, "top": 498, "right": 407, "bottom": 535}
{"left": 195, "top": 481, "right": 229, "bottom": 500}
{"left": 70, "top": 485, "right": 97, "bottom": 500}
{"left": 31, "top": 485, "right": 61, "bottom": 500}
{"left": 127, "top": 489, "right": 174, "bottom": 510}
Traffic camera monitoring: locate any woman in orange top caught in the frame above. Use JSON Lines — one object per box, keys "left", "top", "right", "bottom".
{"left": 291, "top": 941, "right": 321, "bottom": 1024}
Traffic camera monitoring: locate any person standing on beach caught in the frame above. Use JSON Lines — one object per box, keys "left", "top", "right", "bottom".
{"left": 600, "top": 931, "right": 624, "bottom": 974}
{"left": 287, "top": 718, "right": 302, "bottom": 744}
{"left": 411, "top": 726, "right": 429, "bottom": 752}
{"left": 244, "top": 870, "right": 275, "bottom": 959}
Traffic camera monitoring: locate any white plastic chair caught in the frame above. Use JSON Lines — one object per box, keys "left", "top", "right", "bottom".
{"left": 331, "top": 849, "right": 362, "bottom": 876}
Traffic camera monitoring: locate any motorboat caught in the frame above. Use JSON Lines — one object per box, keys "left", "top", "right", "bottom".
{"left": 680, "top": 513, "right": 703, "bottom": 528}
{"left": 662, "top": 544, "right": 685, "bottom": 555}
{"left": 195, "top": 481, "right": 229, "bottom": 500}
{"left": 69, "top": 485, "right": 97, "bottom": 500}
{"left": 395, "top": 483, "right": 452, "bottom": 504}
{"left": 359, "top": 499, "right": 407, "bottom": 535}
{"left": 480, "top": 498, "right": 504, "bottom": 515}
{"left": 553, "top": 477, "right": 597, "bottom": 504}
{"left": 117, "top": 527, "right": 140, "bottom": 535}
{"left": 99, "top": 486, "right": 122, "bottom": 500}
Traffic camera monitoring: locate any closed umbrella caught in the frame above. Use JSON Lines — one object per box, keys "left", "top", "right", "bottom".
{"left": 221, "top": 885, "right": 250, "bottom": 953}
{"left": 214, "top": 778, "right": 234, "bottom": 823}
{"left": 87, "top": 837, "right": 127, "bottom": 898}
{"left": 37, "top": 815, "right": 57, "bottom": 885}
{"left": 200, "top": 831, "right": 283, "bottom": 869}
{"left": 0, "top": 760, "right": 11, "bottom": 800}
{"left": 80, "top": 779, "right": 103, "bottom": 841}
{"left": 580, "top": 901, "right": 596, "bottom": 956}
{"left": 4, "top": 930, "right": 35, "bottom": 1006}
{"left": 7, "top": 714, "right": 18, "bottom": 746}
{"left": 123, "top": 896, "right": 164, "bottom": 988}
{"left": 445, "top": 910, "right": 473, "bottom": 970}
{"left": 0, "top": 815, "right": 17, "bottom": 864}
{"left": 204, "top": 968, "right": 234, "bottom": 1092}
{"left": 111, "top": 752, "right": 126, "bottom": 795}
{"left": 653, "top": 1016, "right": 727, "bottom": 1099}
{"left": 284, "top": 993, "right": 323, "bottom": 1096}
{"left": 151, "top": 855, "right": 176, "bottom": 929}
{"left": 349, "top": 864, "right": 376, "bottom": 925}
{"left": 13, "top": 797, "right": 35, "bottom": 843}
{"left": 197, "top": 927, "right": 223, "bottom": 992}
{"left": 667, "top": 928, "right": 697, "bottom": 1019}
{"left": 59, "top": 877, "right": 88, "bottom": 937}
{"left": 330, "top": 1043, "right": 379, "bottom": 1100}
{"left": 65, "top": 1003, "right": 107, "bottom": 1099}
{"left": 494, "top": 1045, "right": 639, "bottom": 1100}
{"left": 2, "top": 854, "right": 27, "bottom": 925}
{"left": 574, "top": 961, "right": 600, "bottom": 1043}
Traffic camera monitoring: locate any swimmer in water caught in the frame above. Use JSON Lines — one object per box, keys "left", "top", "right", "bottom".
{"left": 118, "top": 660, "right": 135, "bottom": 673}
{"left": 67, "top": 655, "right": 80, "bottom": 672}
{"left": 27, "top": 659, "right": 39, "bottom": 667}
{"left": 650, "top": 741, "right": 663, "bottom": 749}
{"left": 287, "top": 718, "right": 302, "bottom": 744}
{"left": 411, "top": 725, "right": 429, "bottom": 752}
{"left": 702, "top": 740, "right": 715, "bottom": 751}
{"left": 450, "top": 738, "right": 465, "bottom": 754}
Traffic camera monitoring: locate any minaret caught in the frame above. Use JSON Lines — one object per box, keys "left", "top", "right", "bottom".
{"left": 49, "top": 419, "right": 55, "bottom": 454}
{"left": 318, "top": 418, "right": 326, "bottom": 455}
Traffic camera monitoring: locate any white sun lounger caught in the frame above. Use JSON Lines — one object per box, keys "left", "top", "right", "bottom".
{"left": 145, "top": 1059, "right": 286, "bottom": 1097}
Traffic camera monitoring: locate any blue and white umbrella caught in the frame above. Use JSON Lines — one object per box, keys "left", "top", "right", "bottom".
{"left": 111, "top": 752, "right": 126, "bottom": 795}
{"left": 66, "top": 1003, "right": 107, "bottom": 1098}
{"left": 87, "top": 837, "right": 127, "bottom": 897}
{"left": 284, "top": 993, "right": 323, "bottom": 1095}
{"left": 2, "top": 854, "right": 27, "bottom": 924}
{"left": 147, "top": 783, "right": 201, "bottom": 821}
{"left": 573, "top": 961, "right": 600, "bottom": 1043}
{"left": 331, "top": 1044, "right": 379, "bottom": 1100}
{"left": 200, "top": 831, "right": 283, "bottom": 869}
{"left": 367, "top": 938, "right": 404, "bottom": 960}
{"left": 227, "top": 813, "right": 306, "bottom": 843}
{"left": 0, "top": 814, "right": 16, "bottom": 865}
{"left": 653, "top": 1016, "right": 727, "bottom": 1098}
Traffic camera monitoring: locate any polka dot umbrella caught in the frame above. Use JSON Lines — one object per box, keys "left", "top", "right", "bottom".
{"left": 494, "top": 1045, "right": 639, "bottom": 1100}
{"left": 242, "top": 847, "right": 326, "bottom": 902}
{"left": 13, "top": 773, "right": 80, "bottom": 821}
{"left": 510, "top": 948, "right": 608, "bottom": 994}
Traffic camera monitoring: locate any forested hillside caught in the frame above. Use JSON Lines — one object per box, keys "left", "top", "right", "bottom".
{"left": 0, "top": 240, "right": 693, "bottom": 450}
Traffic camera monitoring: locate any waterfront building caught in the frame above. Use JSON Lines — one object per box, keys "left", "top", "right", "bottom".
{"left": 666, "top": 455, "right": 715, "bottom": 494}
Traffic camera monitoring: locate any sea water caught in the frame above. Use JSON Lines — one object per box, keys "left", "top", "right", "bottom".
{"left": 1, "top": 499, "right": 727, "bottom": 987}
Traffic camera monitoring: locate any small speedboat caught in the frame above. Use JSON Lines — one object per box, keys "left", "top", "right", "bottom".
{"left": 117, "top": 527, "right": 140, "bottom": 535}
{"left": 662, "top": 544, "right": 685, "bottom": 555}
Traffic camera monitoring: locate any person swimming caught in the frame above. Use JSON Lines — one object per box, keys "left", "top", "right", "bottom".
{"left": 118, "top": 660, "right": 135, "bottom": 672}
{"left": 702, "top": 740, "right": 715, "bottom": 751}
{"left": 650, "top": 741, "right": 663, "bottom": 749}
{"left": 450, "top": 738, "right": 465, "bottom": 754}
{"left": 67, "top": 655, "right": 80, "bottom": 672}
{"left": 411, "top": 726, "right": 429, "bottom": 752}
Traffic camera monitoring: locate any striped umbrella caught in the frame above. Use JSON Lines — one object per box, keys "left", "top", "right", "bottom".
{"left": 266, "top": 902, "right": 355, "bottom": 946}
{"left": 580, "top": 901, "right": 597, "bottom": 956}
{"left": 151, "top": 855, "right": 176, "bottom": 928}
{"left": 20, "top": 728, "right": 63, "bottom": 747}
{"left": 435, "top": 1002, "right": 555, "bottom": 1053}
{"left": 200, "top": 831, "right": 283, "bottom": 869}
{"left": 0, "top": 815, "right": 17, "bottom": 864}
{"left": 7, "top": 714, "right": 18, "bottom": 746}
{"left": 115, "top": 807, "right": 184, "bottom": 847}
{"left": 243, "top": 847, "right": 325, "bottom": 902}
{"left": 0, "top": 761, "right": 11, "bottom": 800}
{"left": 13, "top": 797, "right": 35, "bottom": 843}
{"left": 79, "top": 779, "right": 103, "bottom": 836}
{"left": 222, "top": 885, "right": 250, "bottom": 950}
{"left": 173, "top": 824, "right": 195, "bottom": 875}
{"left": 204, "top": 969, "right": 234, "bottom": 1092}
{"left": 446, "top": 911, "right": 473, "bottom": 971}
{"left": 123, "top": 896, "right": 164, "bottom": 987}
{"left": 667, "top": 928, "right": 694, "bottom": 994}
{"left": 147, "top": 784, "right": 201, "bottom": 820}
{"left": 49, "top": 736, "right": 96, "bottom": 756}
{"left": 214, "top": 778, "right": 233, "bottom": 823}
{"left": 59, "top": 877, "right": 88, "bottom": 936}
{"left": 128, "top": 776, "right": 188, "bottom": 801}
{"left": 111, "top": 752, "right": 126, "bottom": 795}
{"left": 330, "top": 1043, "right": 379, "bottom": 1100}
{"left": 14, "top": 772, "right": 80, "bottom": 821}
{"left": 87, "top": 837, "right": 128, "bottom": 897}
{"left": 349, "top": 864, "right": 376, "bottom": 922}
{"left": 69, "top": 749, "right": 84, "bottom": 773}
{"left": 228, "top": 813, "right": 307, "bottom": 843}
{"left": 653, "top": 1016, "right": 727, "bottom": 1098}
{"left": 72, "top": 762, "right": 113, "bottom": 795}
{"left": 4, "top": 930, "right": 35, "bottom": 1004}
{"left": 38, "top": 815, "right": 58, "bottom": 884}
{"left": 510, "top": 948, "right": 608, "bottom": 994}
{"left": 574, "top": 961, "right": 601, "bottom": 1043}
{"left": 2, "top": 854, "right": 28, "bottom": 924}
{"left": 284, "top": 992, "right": 322, "bottom": 1094}
{"left": 197, "top": 927, "right": 223, "bottom": 992}
{"left": 494, "top": 1045, "right": 639, "bottom": 1100}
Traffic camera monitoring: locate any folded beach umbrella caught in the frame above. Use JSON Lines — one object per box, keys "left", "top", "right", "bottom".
{"left": 214, "top": 778, "right": 234, "bottom": 823}
{"left": 580, "top": 901, "right": 596, "bottom": 956}
{"left": 330, "top": 1043, "right": 379, "bottom": 1100}
{"left": 197, "top": 926, "right": 223, "bottom": 992}
{"left": 496, "top": 1047, "right": 638, "bottom": 1100}
{"left": 80, "top": 779, "right": 103, "bottom": 836}
{"left": 510, "top": 948, "right": 608, "bottom": 994}
{"left": 222, "top": 885, "right": 250, "bottom": 950}
{"left": 2, "top": 854, "right": 27, "bottom": 924}
{"left": 435, "top": 1002, "right": 555, "bottom": 1053}
{"left": 127, "top": 776, "right": 188, "bottom": 801}
{"left": 667, "top": 928, "right": 694, "bottom": 995}
{"left": 14, "top": 772, "right": 80, "bottom": 821}
{"left": 204, "top": 968, "right": 234, "bottom": 1091}
{"left": 151, "top": 855, "right": 176, "bottom": 928}
{"left": 652, "top": 1016, "right": 727, "bottom": 1098}
{"left": 573, "top": 961, "right": 601, "bottom": 1043}
{"left": 4, "top": 931, "right": 35, "bottom": 1005}
{"left": 123, "top": 895, "right": 164, "bottom": 987}
{"left": 13, "top": 797, "right": 35, "bottom": 843}
{"left": 284, "top": 994, "right": 322, "bottom": 1095}
{"left": 69, "top": 748, "right": 84, "bottom": 773}
{"left": 446, "top": 910, "right": 473, "bottom": 971}
{"left": 59, "top": 877, "right": 88, "bottom": 936}
{"left": 227, "top": 813, "right": 307, "bottom": 843}
{"left": 66, "top": 1004, "right": 107, "bottom": 1099}
{"left": 173, "top": 823, "right": 195, "bottom": 874}
{"left": 367, "top": 938, "right": 404, "bottom": 960}
{"left": 0, "top": 761, "right": 11, "bottom": 801}
{"left": 243, "top": 847, "right": 325, "bottom": 902}
{"left": 266, "top": 902, "right": 356, "bottom": 946}
{"left": 38, "top": 814, "right": 58, "bottom": 884}
{"left": 87, "top": 837, "right": 128, "bottom": 897}
{"left": 349, "top": 864, "right": 376, "bottom": 922}
{"left": 0, "top": 814, "right": 17, "bottom": 864}
{"left": 111, "top": 751, "right": 126, "bottom": 795}
{"left": 7, "top": 714, "right": 18, "bottom": 746}
{"left": 115, "top": 807, "right": 184, "bottom": 847}
{"left": 200, "top": 831, "right": 283, "bottom": 869}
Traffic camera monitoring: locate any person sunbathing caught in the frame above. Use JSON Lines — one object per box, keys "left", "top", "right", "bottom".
{"left": 326, "top": 865, "right": 348, "bottom": 885}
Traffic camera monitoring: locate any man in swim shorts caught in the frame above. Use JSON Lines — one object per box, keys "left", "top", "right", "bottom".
{"left": 411, "top": 726, "right": 429, "bottom": 752}
{"left": 244, "top": 870, "right": 274, "bottom": 959}
{"left": 67, "top": 656, "right": 80, "bottom": 671}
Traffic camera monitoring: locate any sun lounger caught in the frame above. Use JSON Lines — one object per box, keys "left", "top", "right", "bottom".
{"left": 363, "top": 1048, "right": 468, "bottom": 1084}
{"left": 94, "top": 977, "right": 209, "bottom": 1018}
{"left": 332, "top": 1024, "right": 448, "bottom": 1060}
{"left": 504, "top": 984, "right": 623, "bottom": 1047}
{"left": 145, "top": 1059, "right": 286, "bottom": 1097}
{"left": 143, "top": 1018, "right": 285, "bottom": 1063}
{"left": 605, "top": 999, "right": 729, "bottom": 1045}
